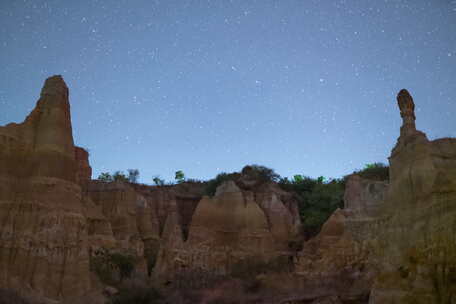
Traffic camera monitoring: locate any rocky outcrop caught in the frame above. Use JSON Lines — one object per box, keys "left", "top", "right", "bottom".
{"left": 367, "top": 92, "right": 456, "bottom": 303}
{"left": 1, "top": 77, "right": 454, "bottom": 304}
{"left": 260, "top": 178, "right": 383, "bottom": 304}
{"left": 74, "top": 147, "right": 91, "bottom": 186}
{"left": 0, "top": 75, "right": 301, "bottom": 301}
{"left": 86, "top": 181, "right": 158, "bottom": 275}
{"left": 153, "top": 180, "right": 299, "bottom": 289}
{"left": 0, "top": 75, "right": 76, "bottom": 182}
{"left": 273, "top": 89, "right": 456, "bottom": 303}
{"left": 259, "top": 89, "right": 456, "bottom": 304}
{"left": 0, "top": 76, "right": 149, "bottom": 301}
{"left": 0, "top": 76, "right": 91, "bottom": 300}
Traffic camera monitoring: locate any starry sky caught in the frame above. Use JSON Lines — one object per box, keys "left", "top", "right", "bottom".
{"left": 1, "top": 1, "right": 455, "bottom": 183}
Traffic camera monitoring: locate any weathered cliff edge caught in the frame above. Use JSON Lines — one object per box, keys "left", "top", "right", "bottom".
{"left": 0, "top": 77, "right": 455, "bottom": 303}
{"left": 258, "top": 89, "right": 456, "bottom": 304}
{"left": 368, "top": 91, "right": 456, "bottom": 303}
{"left": 0, "top": 76, "right": 301, "bottom": 302}
{"left": 0, "top": 76, "right": 91, "bottom": 300}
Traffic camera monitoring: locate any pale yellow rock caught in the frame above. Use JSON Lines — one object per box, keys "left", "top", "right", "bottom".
{"left": 0, "top": 76, "right": 91, "bottom": 300}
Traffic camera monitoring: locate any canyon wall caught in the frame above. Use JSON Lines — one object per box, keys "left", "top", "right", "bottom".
{"left": 0, "top": 76, "right": 91, "bottom": 300}
{"left": 368, "top": 91, "right": 456, "bottom": 303}
{"left": 0, "top": 76, "right": 301, "bottom": 302}
{"left": 154, "top": 180, "right": 299, "bottom": 289}
{"left": 0, "top": 77, "right": 455, "bottom": 304}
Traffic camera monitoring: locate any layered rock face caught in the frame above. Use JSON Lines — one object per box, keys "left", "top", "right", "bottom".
{"left": 0, "top": 76, "right": 153, "bottom": 301}
{"left": 258, "top": 176, "right": 386, "bottom": 304}
{"left": 259, "top": 90, "right": 456, "bottom": 304}
{"left": 154, "top": 180, "right": 300, "bottom": 289}
{"left": 1, "top": 77, "right": 454, "bottom": 303}
{"left": 0, "top": 76, "right": 91, "bottom": 300}
{"left": 368, "top": 91, "right": 456, "bottom": 303}
{"left": 75, "top": 147, "right": 92, "bottom": 186}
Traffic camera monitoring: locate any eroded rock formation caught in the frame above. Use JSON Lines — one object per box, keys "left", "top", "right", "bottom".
{"left": 154, "top": 180, "right": 299, "bottom": 289}
{"left": 0, "top": 76, "right": 91, "bottom": 300}
{"left": 1, "top": 77, "right": 454, "bottom": 304}
{"left": 368, "top": 91, "right": 456, "bottom": 303}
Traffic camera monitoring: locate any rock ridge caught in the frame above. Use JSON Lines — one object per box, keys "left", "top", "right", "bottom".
{"left": 0, "top": 78, "right": 455, "bottom": 304}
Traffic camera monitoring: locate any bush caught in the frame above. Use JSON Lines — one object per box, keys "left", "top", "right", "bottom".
{"left": 175, "top": 170, "right": 185, "bottom": 183}
{"left": 98, "top": 172, "right": 113, "bottom": 182}
{"left": 152, "top": 176, "right": 165, "bottom": 186}
{"left": 353, "top": 162, "right": 389, "bottom": 181}
{"left": 203, "top": 172, "right": 240, "bottom": 197}
{"left": 98, "top": 169, "right": 140, "bottom": 183}
{"left": 203, "top": 165, "right": 279, "bottom": 197}
{"left": 279, "top": 176, "right": 344, "bottom": 239}
{"left": 128, "top": 169, "right": 140, "bottom": 183}
{"left": 241, "top": 164, "right": 280, "bottom": 183}
{"left": 113, "top": 171, "right": 129, "bottom": 182}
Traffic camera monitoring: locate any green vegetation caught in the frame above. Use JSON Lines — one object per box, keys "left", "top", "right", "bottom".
{"left": 279, "top": 175, "right": 345, "bottom": 239}
{"left": 175, "top": 170, "right": 185, "bottom": 183}
{"left": 127, "top": 169, "right": 140, "bottom": 183}
{"left": 200, "top": 163, "right": 389, "bottom": 239}
{"left": 353, "top": 162, "right": 389, "bottom": 181}
{"left": 241, "top": 164, "right": 280, "bottom": 183}
{"left": 90, "top": 248, "right": 136, "bottom": 285}
{"left": 98, "top": 172, "right": 113, "bottom": 182}
{"left": 96, "top": 162, "right": 388, "bottom": 240}
{"left": 112, "top": 171, "right": 129, "bottom": 182}
{"left": 203, "top": 172, "right": 240, "bottom": 196}
{"left": 203, "top": 164, "right": 280, "bottom": 197}
{"left": 97, "top": 169, "right": 140, "bottom": 183}
{"left": 152, "top": 175, "right": 165, "bottom": 186}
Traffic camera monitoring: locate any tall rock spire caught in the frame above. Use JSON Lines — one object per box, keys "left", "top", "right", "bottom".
{"left": 0, "top": 75, "right": 79, "bottom": 181}
{"left": 33, "top": 75, "right": 75, "bottom": 156}
{"left": 391, "top": 89, "right": 428, "bottom": 155}
{"left": 40, "top": 75, "right": 69, "bottom": 99}
{"left": 397, "top": 89, "right": 416, "bottom": 137}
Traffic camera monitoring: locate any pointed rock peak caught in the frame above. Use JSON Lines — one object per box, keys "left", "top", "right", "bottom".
{"left": 215, "top": 180, "right": 240, "bottom": 196}
{"left": 40, "top": 75, "right": 69, "bottom": 99}
{"left": 397, "top": 88, "right": 412, "bottom": 99}
{"left": 391, "top": 88, "right": 428, "bottom": 155}
{"left": 397, "top": 89, "right": 415, "bottom": 118}
{"left": 396, "top": 88, "right": 417, "bottom": 132}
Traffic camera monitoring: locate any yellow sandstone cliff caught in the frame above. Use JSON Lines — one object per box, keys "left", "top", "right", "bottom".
{"left": 1, "top": 77, "right": 455, "bottom": 304}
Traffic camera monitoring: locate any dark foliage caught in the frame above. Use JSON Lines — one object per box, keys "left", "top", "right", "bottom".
{"left": 152, "top": 176, "right": 165, "bottom": 186}
{"left": 203, "top": 172, "right": 240, "bottom": 197}
{"left": 98, "top": 169, "right": 140, "bottom": 183}
{"left": 98, "top": 172, "right": 113, "bottom": 182}
{"left": 279, "top": 175, "right": 345, "bottom": 239}
{"left": 353, "top": 162, "right": 389, "bottom": 181}
{"left": 241, "top": 164, "right": 280, "bottom": 183}
{"left": 128, "top": 169, "right": 140, "bottom": 183}
{"left": 203, "top": 165, "right": 280, "bottom": 197}
{"left": 175, "top": 170, "right": 185, "bottom": 183}
{"left": 113, "top": 171, "right": 129, "bottom": 182}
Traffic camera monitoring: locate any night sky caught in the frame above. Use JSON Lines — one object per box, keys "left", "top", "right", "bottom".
{"left": 1, "top": 1, "right": 455, "bottom": 183}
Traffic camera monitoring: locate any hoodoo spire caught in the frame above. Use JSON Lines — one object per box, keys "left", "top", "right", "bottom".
{"left": 397, "top": 89, "right": 417, "bottom": 137}
{"left": 392, "top": 89, "right": 428, "bottom": 155}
